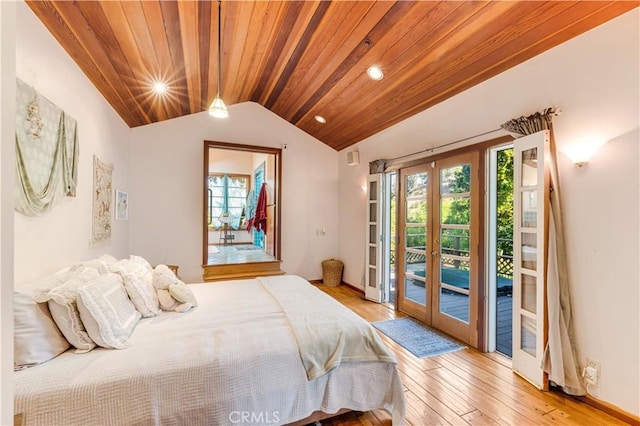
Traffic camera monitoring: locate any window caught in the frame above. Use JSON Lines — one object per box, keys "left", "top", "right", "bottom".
{"left": 208, "top": 174, "right": 249, "bottom": 228}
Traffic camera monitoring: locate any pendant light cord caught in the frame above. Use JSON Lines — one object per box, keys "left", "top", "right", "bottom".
{"left": 217, "top": 0, "right": 222, "bottom": 96}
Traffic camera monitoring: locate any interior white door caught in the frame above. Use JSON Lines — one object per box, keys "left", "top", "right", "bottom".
{"left": 512, "top": 130, "right": 550, "bottom": 390}
{"left": 365, "top": 173, "right": 384, "bottom": 303}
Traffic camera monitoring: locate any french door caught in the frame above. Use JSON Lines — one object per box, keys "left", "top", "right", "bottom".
{"left": 397, "top": 152, "right": 479, "bottom": 345}
{"left": 365, "top": 174, "right": 384, "bottom": 302}
{"left": 512, "top": 131, "right": 549, "bottom": 390}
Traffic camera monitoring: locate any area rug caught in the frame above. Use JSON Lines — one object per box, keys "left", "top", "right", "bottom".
{"left": 372, "top": 317, "right": 464, "bottom": 358}
{"left": 234, "top": 246, "right": 262, "bottom": 251}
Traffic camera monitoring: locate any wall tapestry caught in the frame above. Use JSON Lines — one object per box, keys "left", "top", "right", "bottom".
{"left": 15, "top": 78, "right": 78, "bottom": 216}
{"left": 92, "top": 155, "right": 113, "bottom": 245}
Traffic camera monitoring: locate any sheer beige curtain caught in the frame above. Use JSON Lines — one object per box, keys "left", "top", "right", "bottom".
{"left": 501, "top": 108, "right": 585, "bottom": 396}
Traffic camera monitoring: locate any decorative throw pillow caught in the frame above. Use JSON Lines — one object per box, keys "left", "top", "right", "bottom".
{"left": 70, "top": 254, "right": 118, "bottom": 274}
{"left": 152, "top": 264, "right": 179, "bottom": 290}
{"left": 112, "top": 258, "right": 159, "bottom": 318}
{"left": 14, "top": 271, "right": 73, "bottom": 370}
{"left": 76, "top": 273, "right": 142, "bottom": 349}
{"left": 169, "top": 282, "right": 198, "bottom": 307}
{"left": 35, "top": 267, "right": 101, "bottom": 353}
{"left": 153, "top": 265, "right": 194, "bottom": 312}
{"left": 157, "top": 289, "right": 189, "bottom": 312}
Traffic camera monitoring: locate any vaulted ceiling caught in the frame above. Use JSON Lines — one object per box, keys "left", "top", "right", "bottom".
{"left": 27, "top": 1, "right": 636, "bottom": 151}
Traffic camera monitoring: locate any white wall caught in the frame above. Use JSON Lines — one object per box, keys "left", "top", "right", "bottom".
{"left": 0, "top": 2, "right": 16, "bottom": 423}
{"left": 561, "top": 129, "right": 639, "bottom": 413}
{"left": 129, "top": 103, "right": 339, "bottom": 283}
{"left": 14, "top": 3, "right": 131, "bottom": 283}
{"left": 338, "top": 10, "right": 639, "bottom": 415}
{"left": 208, "top": 148, "right": 253, "bottom": 174}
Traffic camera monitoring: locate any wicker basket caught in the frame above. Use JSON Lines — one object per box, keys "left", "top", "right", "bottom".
{"left": 322, "top": 259, "right": 344, "bottom": 287}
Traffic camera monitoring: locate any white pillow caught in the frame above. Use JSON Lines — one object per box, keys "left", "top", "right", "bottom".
{"left": 14, "top": 272, "right": 73, "bottom": 370}
{"left": 129, "top": 255, "right": 153, "bottom": 273}
{"left": 112, "top": 258, "right": 159, "bottom": 318}
{"left": 76, "top": 273, "right": 142, "bottom": 349}
{"left": 70, "top": 254, "right": 118, "bottom": 274}
{"left": 35, "top": 267, "right": 101, "bottom": 353}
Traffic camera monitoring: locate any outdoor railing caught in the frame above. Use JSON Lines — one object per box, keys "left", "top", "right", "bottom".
{"left": 390, "top": 236, "right": 514, "bottom": 279}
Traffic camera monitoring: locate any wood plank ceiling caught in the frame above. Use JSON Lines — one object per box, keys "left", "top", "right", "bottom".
{"left": 27, "top": 1, "right": 637, "bottom": 151}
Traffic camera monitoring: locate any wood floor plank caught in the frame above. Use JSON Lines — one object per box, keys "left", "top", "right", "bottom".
{"left": 399, "top": 369, "right": 474, "bottom": 423}
{"left": 315, "top": 284, "right": 625, "bottom": 426}
{"left": 428, "top": 364, "right": 563, "bottom": 425}
{"left": 424, "top": 366, "right": 545, "bottom": 425}
{"left": 461, "top": 409, "right": 501, "bottom": 425}
{"left": 404, "top": 389, "right": 453, "bottom": 425}
{"left": 435, "top": 353, "right": 556, "bottom": 416}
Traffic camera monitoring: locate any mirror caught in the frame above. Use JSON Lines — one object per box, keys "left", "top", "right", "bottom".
{"left": 203, "top": 141, "right": 281, "bottom": 266}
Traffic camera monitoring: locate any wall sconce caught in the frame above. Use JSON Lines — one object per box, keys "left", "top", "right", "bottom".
{"left": 562, "top": 139, "right": 606, "bottom": 167}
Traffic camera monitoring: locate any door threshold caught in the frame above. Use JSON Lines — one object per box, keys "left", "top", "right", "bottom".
{"left": 484, "top": 351, "right": 512, "bottom": 368}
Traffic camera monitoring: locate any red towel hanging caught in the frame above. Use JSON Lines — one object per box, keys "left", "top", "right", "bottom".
{"left": 247, "top": 182, "right": 267, "bottom": 234}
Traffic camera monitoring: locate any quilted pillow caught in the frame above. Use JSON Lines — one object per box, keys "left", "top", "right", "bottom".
{"left": 76, "top": 273, "right": 142, "bottom": 349}
{"left": 14, "top": 271, "right": 73, "bottom": 370}
{"left": 35, "top": 267, "right": 101, "bottom": 353}
{"left": 112, "top": 258, "right": 159, "bottom": 318}
{"left": 129, "top": 255, "right": 153, "bottom": 273}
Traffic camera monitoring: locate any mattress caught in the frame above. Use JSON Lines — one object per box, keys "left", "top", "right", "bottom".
{"left": 15, "top": 278, "right": 405, "bottom": 425}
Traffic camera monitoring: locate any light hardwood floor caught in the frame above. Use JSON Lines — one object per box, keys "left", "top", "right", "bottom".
{"left": 314, "top": 284, "right": 628, "bottom": 426}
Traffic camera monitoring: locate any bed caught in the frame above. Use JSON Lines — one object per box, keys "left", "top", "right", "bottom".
{"left": 14, "top": 274, "right": 405, "bottom": 425}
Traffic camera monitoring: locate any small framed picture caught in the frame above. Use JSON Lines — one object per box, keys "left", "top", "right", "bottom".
{"left": 115, "top": 190, "right": 128, "bottom": 221}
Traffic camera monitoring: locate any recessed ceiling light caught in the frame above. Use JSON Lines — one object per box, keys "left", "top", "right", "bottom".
{"left": 314, "top": 115, "right": 326, "bottom": 124}
{"left": 152, "top": 81, "right": 168, "bottom": 95}
{"left": 367, "top": 66, "right": 384, "bottom": 81}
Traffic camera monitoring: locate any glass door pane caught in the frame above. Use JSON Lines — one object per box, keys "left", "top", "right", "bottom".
{"left": 404, "top": 171, "right": 428, "bottom": 306}
{"left": 438, "top": 164, "right": 471, "bottom": 323}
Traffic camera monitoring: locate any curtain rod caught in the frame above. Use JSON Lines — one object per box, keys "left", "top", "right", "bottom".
{"left": 379, "top": 107, "right": 561, "bottom": 170}
{"left": 386, "top": 127, "right": 503, "bottom": 164}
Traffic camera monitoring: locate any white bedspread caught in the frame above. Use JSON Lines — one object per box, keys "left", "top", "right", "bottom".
{"left": 15, "top": 277, "right": 405, "bottom": 425}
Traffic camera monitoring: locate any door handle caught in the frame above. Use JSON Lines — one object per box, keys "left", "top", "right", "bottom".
{"left": 431, "top": 251, "right": 438, "bottom": 257}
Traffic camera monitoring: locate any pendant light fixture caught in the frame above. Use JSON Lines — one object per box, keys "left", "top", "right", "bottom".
{"left": 209, "top": 0, "right": 228, "bottom": 118}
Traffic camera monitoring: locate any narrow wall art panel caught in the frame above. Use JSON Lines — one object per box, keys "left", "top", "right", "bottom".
{"left": 92, "top": 155, "right": 113, "bottom": 245}
{"left": 15, "top": 78, "right": 79, "bottom": 216}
